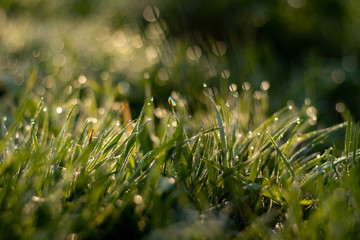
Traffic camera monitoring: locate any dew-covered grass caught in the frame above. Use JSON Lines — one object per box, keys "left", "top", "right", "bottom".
{"left": 1, "top": 72, "right": 360, "bottom": 239}
{"left": 2, "top": 1, "right": 360, "bottom": 239}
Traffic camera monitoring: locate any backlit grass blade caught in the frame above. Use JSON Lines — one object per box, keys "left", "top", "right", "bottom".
{"left": 345, "top": 113, "right": 351, "bottom": 172}
{"left": 266, "top": 131, "right": 295, "bottom": 178}
{"left": 205, "top": 92, "right": 227, "bottom": 165}
{"left": 0, "top": 99, "right": 29, "bottom": 157}
{"left": 353, "top": 122, "right": 359, "bottom": 166}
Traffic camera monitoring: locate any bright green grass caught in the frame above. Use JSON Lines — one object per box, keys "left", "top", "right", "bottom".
{"left": 1, "top": 74, "right": 360, "bottom": 240}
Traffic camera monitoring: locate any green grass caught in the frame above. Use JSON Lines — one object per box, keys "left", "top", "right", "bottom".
{"left": 1, "top": 2, "right": 360, "bottom": 238}
{"left": 1, "top": 75, "right": 360, "bottom": 239}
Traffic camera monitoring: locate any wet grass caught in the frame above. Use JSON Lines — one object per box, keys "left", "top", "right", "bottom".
{"left": 1, "top": 74, "right": 360, "bottom": 239}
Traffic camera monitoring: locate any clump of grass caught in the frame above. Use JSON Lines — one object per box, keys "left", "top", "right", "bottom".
{"left": 0, "top": 77, "right": 360, "bottom": 239}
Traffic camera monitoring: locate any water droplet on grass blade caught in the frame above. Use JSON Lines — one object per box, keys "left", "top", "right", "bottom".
{"left": 56, "top": 107, "right": 63, "bottom": 114}
{"left": 168, "top": 177, "right": 175, "bottom": 184}
{"left": 229, "top": 84, "right": 237, "bottom": 92}
{"left": 221, "top": 69, "right": 230, "bottom": 79}
{"left": 203, "top": 83, "right": 208, "bottom": 88}
{"left": 168, "top": 96, "right": 177, "bottom": 107}
{"left": 242, "top": 82, "right": 251, "bottom": 91}
{"left": 261, "top": 81, "right": 270, "bottom": 91}
{"left": 134, "top": 195, "right": 143, "bottom": 204}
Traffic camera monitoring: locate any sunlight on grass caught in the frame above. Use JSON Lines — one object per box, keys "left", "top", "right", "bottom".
{"left": 1, "top": 0, "right": 360, "bottom": 239}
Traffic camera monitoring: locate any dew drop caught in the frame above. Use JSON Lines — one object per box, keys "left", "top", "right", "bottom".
{"left": 221, "top": 69, "right": 230, "bottom": 79}
{"left": 168, "top": 96, "right": 177, "bottom": 107}
{"left": 98, "top": 108, "right": 105, "bottom": 115}
{"left": 317, "top": 154, "right": 321, "bottom": 159}
{"left": 78, "top": 75, "right": 87, "bottom": 84}
{"left": 237, "top": 133, "right": 242, "bottom": 138}
{"left": 43, "top": 107, "right": 47, "bottom": 112}
{"left": 248, "top": 131, "right": 253, "bottom": 135}
{"left": 203, "top": 83, "right": 208, "bottom": 88}
{"left": 2, "top": 116, "right": 7, "bottom": 121}
{"left": 242, "top": 82, "right": 251, "bottom": 91}
{"left": 56, "top": 107, "right": 63, "bottom": 114}
{"left": 133, "top": 195, "right": 143, "bottom": 205}
{"left": 260, "top": 81, "right": 270, "bottom": 91}
{"left": 274, "top": 117, "right": 279, "bottom": 122}
{"left": 257, "top": 132, "right": 260, "bottom": 136}
{"left": 150, "top": 97, "right": 154, "bottom": 102}
{"left": 250, "top": 146, "right": 254, "bottom": 150}
{"left": 229, "top": 84, "right": 237, "bottom": 92}
{"left": 144, "top": 72, "right": 150, "bottom": 79}
{"left": 168, "top": 177, "right": 175, "bottom": 184}
{"left": 167, "top": 124, "right": 171, "bottom": 128}
{"left": 226, "top": 103, "right": 230, "bottom": 107}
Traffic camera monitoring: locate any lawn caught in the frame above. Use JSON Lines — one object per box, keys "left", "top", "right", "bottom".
{"left": 1, "top": 0, "right": 360, "bottom": 239}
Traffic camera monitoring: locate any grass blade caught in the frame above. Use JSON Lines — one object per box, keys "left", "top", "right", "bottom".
{"left": 266, "top": 131, "right": 295, "bottom": 178}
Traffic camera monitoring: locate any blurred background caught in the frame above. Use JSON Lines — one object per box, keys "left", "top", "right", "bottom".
{"left": 0, "top": 0, "right": 359, "bottom": 127}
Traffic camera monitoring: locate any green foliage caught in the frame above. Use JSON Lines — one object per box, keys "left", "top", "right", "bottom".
{"left": 1, "top": 0, "right": 360, "bottom": 239}
{"left": 0, "top": 73, "right": 359, "bottom": 239}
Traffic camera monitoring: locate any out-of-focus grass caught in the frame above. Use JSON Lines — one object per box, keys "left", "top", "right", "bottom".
{"left": 1, "top": 0, "right": 360, "bottom": 124}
